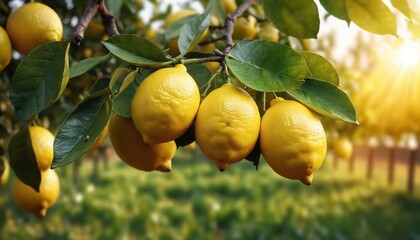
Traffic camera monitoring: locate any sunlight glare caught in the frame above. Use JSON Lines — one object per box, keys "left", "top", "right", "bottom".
{"left": 393, "top": 40, "right": 420, "bottom": 71}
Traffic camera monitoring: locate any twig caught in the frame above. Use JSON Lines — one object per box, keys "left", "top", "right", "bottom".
{"left": 98, "top": 1, "right": 120, "bottom": 37}
{"left": 71, "top": 0, "right": 119, "bottom": 46}
{"left": 223, "top": 0, "right": 257, "bottom": 54}
{"left": 191, "top": 0, "right": 256, "bottom": 66}
{"left": 72, "top": 0, "right": 99, "bottom": 45}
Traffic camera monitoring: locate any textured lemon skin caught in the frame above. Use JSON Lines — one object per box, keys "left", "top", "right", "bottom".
{"left": 195, "top": 83, "right": 260, "bottom": 171}
{"left": 260, "top": 98, "right": 327, "bottom": 185}
{"left": 6, "top": 3, "right": 63, "bottom": 55}
{"left": 29, "top": 126, "right": 55, "bottom": 171}
{"left": 109, "top": 113, "right": 176, "bottom": 172}
{"left": 12, "top": 169, "right": 60, "bottom": 218}
{"left": 131, "top": 64, "right": 200, "bottom": 145}
{"left": 0, "top": 26, "right": 12, "bottom": 72}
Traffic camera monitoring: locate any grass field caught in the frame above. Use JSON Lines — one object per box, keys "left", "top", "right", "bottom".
{"left": 1, "top": 148, "right": 420, "bottom": 240}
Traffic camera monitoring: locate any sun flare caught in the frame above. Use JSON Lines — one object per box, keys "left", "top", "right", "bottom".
{"left": 393, "top": 40, "right": 420, "bottom": 71}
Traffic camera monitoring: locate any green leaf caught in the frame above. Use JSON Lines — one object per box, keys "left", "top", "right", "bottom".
{"left": 106, "top": 0, "right": 123, "bottom": 17}
{"left": 178, "top": 11, "right": 212, "bottom": 55}
{"left": 227, "top": 40, "right": 309, "bottom": 92}
{"left": 164, "top": 15, "right": 197, "bottom": 41}
{"left": 185, "top": 64, "right": 212, "bottom": 92}
{"left": 70, "top": 53, "right": 112, "bottom": 79}
{"left": 112, "top": 68, "right": 153, "bottom": 118}
{"left": 391, "top": 0, "right": 411, "bottom": 19}
{"left": 10, "top": 41, "right": 70, "bottom": 119}
{"left": 206, "top": 0, "right": 226, "bottom": 23}
{"left": 299, "top": 51, "right": 339, "bottom": 85}
{"left": 109, "top": 68, "right": 131, "bottom": 91}
{"left": 118, "top": 70, "right": 138, "bottom": 96}
{"left": 320, "top": 0, "right": 351, "bottom": 24}
{"left": 262, "top": 0, "right": 320, "bottom": 39}
{"left": 90, "top": 78, "right": 111, "bottom": 94}
{"left": 344, "top": 0, "right": 397, "bottom": 35}
{"left": 8, "top": 127, "right": 41, "bottom": 192}
{"left": 288, "top": 78, "right": 357, "bottom": 123}
{"left": 53, "top": 94, "right": 112, "bottom": 168}
{"left": 102, "top": 34, "right": 170, "bottom": 67}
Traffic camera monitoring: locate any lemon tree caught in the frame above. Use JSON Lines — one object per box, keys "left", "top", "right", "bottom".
{"left": 1, "top": 0, "right": 419, "bottom": 198}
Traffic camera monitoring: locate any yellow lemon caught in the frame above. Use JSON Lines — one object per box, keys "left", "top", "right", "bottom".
{"left": 0, "top": 157, "right": 9, "bottom": 187}
{"left": 233, "top": 16, "right": 257, "bottom": 40}
{"left": 109, "top": 113, "right": 176, "bottom": 172}
{"left": 257, "top": 22, "right": 280, "bottom": 42}
{"left": 221, "top": 0, "right": 238, "bottom": 14}
{"left": 0, "top": 26, "right": 12, "bottom": 72}
{"left": 260, "top": 98, "right": 327, "bottom": 185}
{"left": 164, "top": 9, "right": 197, "bottom": 29}
{"left": 335, "top": 137, "right": 353, "bottom": 160}
{"left": 131, "top": 64, "right": 200, "bottom": 145}
{"left": 203, "top": 61, "right": 221, "bottom": 74}
{"left": 12, "top": 169, "right": 60, "bottom": 218}
{"left": 29, "top": 126, "right": 55, "bottom": 171}
{"left": 6, "top": 2, "right": 63, "bottom": 55}
{"left": 195, "top": 83, "right": 260, "bottom": 171}
{"left": 84, "top": 20, "right": 105, "bottom": 40}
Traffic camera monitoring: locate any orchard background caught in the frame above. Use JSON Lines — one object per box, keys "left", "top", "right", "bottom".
{"left": 1, "top": 0, "right": 420, "bottom": 239}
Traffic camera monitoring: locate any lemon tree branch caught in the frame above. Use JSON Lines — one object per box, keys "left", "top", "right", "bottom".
{"left": 223, "top": 0, "right": 257, "bottom": 54}
{"left": 72, "top": 0, "right": 119, "bottom": 45}
{"left": 98, "top": 1, "right": 120, "bottom": 37}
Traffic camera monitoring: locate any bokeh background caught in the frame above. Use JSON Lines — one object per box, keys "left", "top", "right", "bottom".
{"left": 1, "top": 0, "right": 420, "bottom": 239}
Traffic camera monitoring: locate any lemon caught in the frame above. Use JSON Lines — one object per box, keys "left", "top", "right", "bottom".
{"left": 6, "top": 2, "right": 63, "bottom": 55}
{"left": 12, "top": 168, "right": 60, "bottom": 218}
{"left": 0, "top": 157, "right": 9, "bottom": 187}
{"left": 84, "top": 20, "right": 105, "bottom": 40}
{"left": 195, "top": 83, "right": 260, "bottom": 171}
{"left": 233, "top": 16, "right": 257, "bottom": 40}
{"left": 109, "top": 113, "right": 176, "bottom": 172}
{"left": 131, "top": 64, "right": 200, "bottom": 145}
{"left": 29, "top": 126, "right": 55, "bottom": 171}
{"left": 0, "top": 26, "right": 12, "bottom": 72}
{"left": 144, "top": 28, "right": 157, "bottom": 42}
{"left": 335, "top": 137, "right": 353, "bottom": 160}
{"left": 221, "top": 0, "right": 238, "bottom": 14}
{"left": 163, "top": 9, "right": 197, "bottom": 29}
{"left": 260, "top": 98, "right": 327, "bottom": 185}
{"left": 203, "top": 61, "right": 221, "bottom": 74}
{"left": 257, "top": 22, "right": 280, "bottom": 42}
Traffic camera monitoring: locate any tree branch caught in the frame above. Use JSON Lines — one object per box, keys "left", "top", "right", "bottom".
{"left": 98, "top": 1, "right": 120, "bottom": 37}
{"left": 223, "top": 0, "right": 257, "bottom": 54}
{"left": 71, "top": 0, "right": 119, "bottom": 46}
{"left": 72, "top": 0, "right": 99, "bottom": 45}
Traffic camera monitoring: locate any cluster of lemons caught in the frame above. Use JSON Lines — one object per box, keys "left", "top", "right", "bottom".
{"left": 112, "top": 64, "right": 327, "bottom": 185}
{"left": 0, "top": 2, "right": 62, "bottom": 71}
{"left": 11, "top": 126, "right": 60, "bottom": 218}
{"left": 1, "top": 123, "right": 107, "bottom": 217}
{"left": 0, "top": 2, "right": 63, "bottom": 217}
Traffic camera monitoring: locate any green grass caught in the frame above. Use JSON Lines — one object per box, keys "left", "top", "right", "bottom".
{"left": 1, "top": 150, "right": 420, "bottom": 240}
